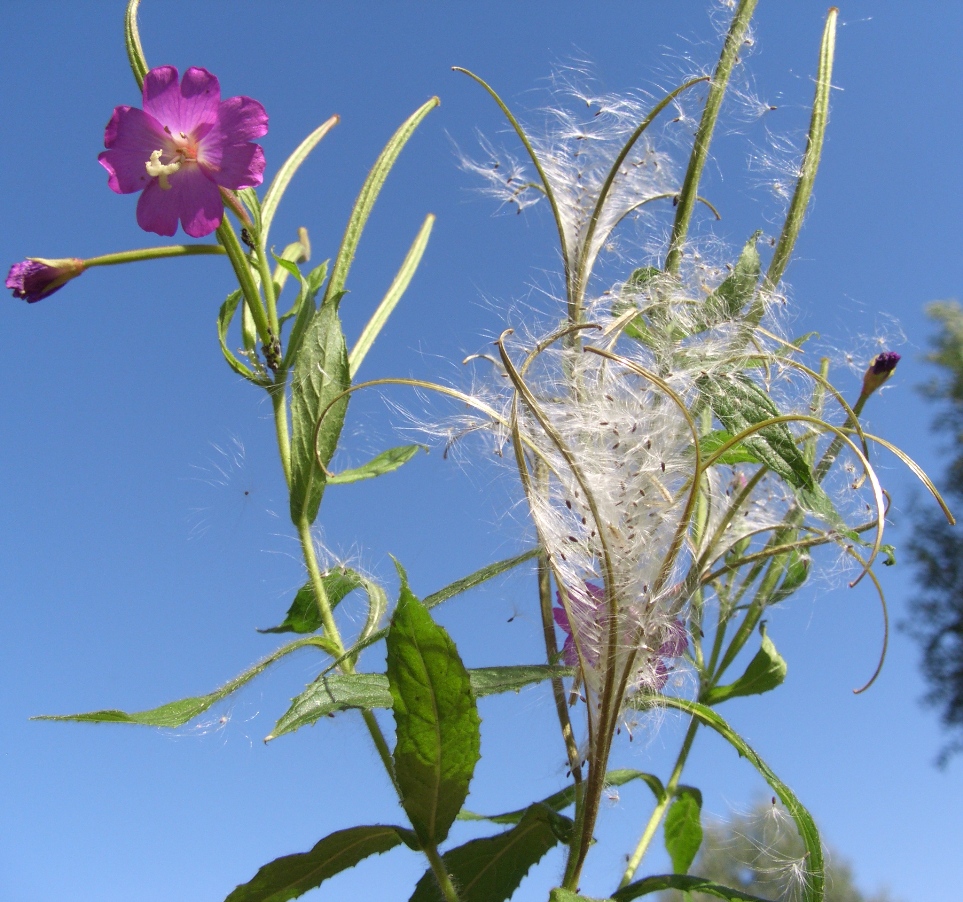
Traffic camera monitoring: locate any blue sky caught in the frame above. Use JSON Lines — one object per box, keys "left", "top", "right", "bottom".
{"left": 3, "top": 2, "right": 962, "bottom": 900}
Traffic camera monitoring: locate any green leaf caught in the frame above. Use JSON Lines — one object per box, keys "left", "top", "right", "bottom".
{"left": 703, "top": 232, "right": 761, "bottom": 321}
{"left": 217, "top": 289, "right": 264, "bottom": 383}
{"left": 289, "top": 298, "right": 350, "bottom": 526}
{"left": 696, "top": 373, "right": 814, "bottom": 490}
{"left": 268, "top": 665, "right": 560, "bottom": 740}
{"left": 237, "top": 187, "right": 263, "bottom": 237}
{"left": 324, "top": 97, "right": 440, "bottom": 309}
{"left": 261, "top": 115, "right": 339, "bottom": 245}
{"left": 280, "top": 261, "right": 328, "bottom": 372}
{"left": 704, "top": 624, "right": 787, "bottom": 705}
{"left": 638, "top": 697, "right": 824, "bottom": 902}
{"left": 698, "top": 430, "right": 763, "bottom": 466}
{"left": 458, "top": 769, "right": 664, "bottom": 825}
{"left": 409, "top": 804, "right": 571, "bottom": 902}
{"left": 258, "top": 568, "right": 367, "bottom": 635}
{"left": 328, "top": 444, "right": 425, "bottom": 485}
{"left": 350, "top": 213, "right": 435, "bottom": 378}
{"left": 768, "top": 550, "right": 810, "bottom": 605}
{"left": 34, "top": 637, "right": 331, "bottom": 728}
{"left": 224, "top": 824, "right": 418, "bottom": 902}
{"left": 664, "top": 786, "right": 703, "bottom": 874}
{"left": 550, "top": 890, "right": 613, "bottom": 902}
{"left": 124, "top": 0, "right": 148, "bottom": 90}
{"left": 387, "top": 567, "right": 480, "bottom": 847}
{"left": 324, "top": 549, "right": 540, "bottom": 672}
{"left": 612, "top": 874, "right": 775, "bottom": 901}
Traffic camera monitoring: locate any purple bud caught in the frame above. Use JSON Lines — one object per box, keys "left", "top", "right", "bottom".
{"left": 6, "top": 257, "right": 85, "bottom": 302}
{"left": 861, "top": 351, "right": 901, "bottom": 396}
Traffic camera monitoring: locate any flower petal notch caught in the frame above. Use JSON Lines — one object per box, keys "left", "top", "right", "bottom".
{"left": 6, "top": 257, "right": 85, "bottom": 302}
{"left": 98, "top": 66, "right": 268, "bottom": 238}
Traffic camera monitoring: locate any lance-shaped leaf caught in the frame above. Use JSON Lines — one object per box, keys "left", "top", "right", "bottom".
{"left": 258, "top": 567, "right": 373, "bottom": 635}
{"left": 33, "top": 637, "right": 331, "bottom": 728}
{"left": 218, "top": 289, "right": 264, "bottom": 383}
{"left": 664, "top": 786, "right": 703, "bottom": 874}
{"left": 702, "top": 231, "right": 761, "bottom": 322}
{"left": 612, "top": 874, "right": 774, "bottom": 902}
{"left": 327, "top": 444, "right": 425, "bottom": 486}
{"left": 124, "top": 0, "right": 147, "bottom": 89}
{"left": 260, "top": 115, "right": 340, "bottom": 245}
{"left": 268, "top": 665, "right": 559, "bottom": 740}
{"left": 289, "top": 298, "right": 349, "bottom": 526}
{"left": 281, "top": 261, "right": 328, "bottom": 372}
{"left": 324, "top": 97, "right": 440, "bottom": 309}
{"left": 224, "top": 824, "right": 418, "bottom": 902}
{"left": 409, "top": 804, "right": 572, "bottom": 902}
{"left": 639, "top": 697, "right": 824, "bottom": 902}
{"left": 458, "top": 769, "right": 664, "bottom": 825}
{"left": 550, "top": 890, "right": 613, "bottom": 902}
{"left": 704, "top": 624, "right": 787, "bottom": 705}
{"left": 768, "top": 549, "right": 810, "bottom": 606}
{"left": 698, "top": 430, "right": 762, "bottom": 466}
{"left": 324, "top": 549, "right": 539, "bottom": 673}
{"left": 696, "top": 372, "right": 814, "bottom": 490}
{"left": 387, "top": 567, "right": 480, "bottom": 847}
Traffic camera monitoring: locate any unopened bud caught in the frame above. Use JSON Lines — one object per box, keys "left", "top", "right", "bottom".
{"left": 860, "top": 351, "right": 900, "bottom": 397}
{"left": 6, "top": 257, "right": 86, "bottom": 303}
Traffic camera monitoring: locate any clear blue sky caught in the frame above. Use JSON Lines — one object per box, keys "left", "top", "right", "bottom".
{"left": 3, "top": 2, "right": 961, "bottom": 900}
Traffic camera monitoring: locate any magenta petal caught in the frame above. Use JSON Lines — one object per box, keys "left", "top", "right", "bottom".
{"left": 208, "top": 142, "right": 265, "bottom": 190}
{"left": 561, "top": 636, "right": 578, "bottom": 666}
{"left": 100, "top": 106, "right": 170, "bottom": 194}
{"left": 136, "top": 166, "right": 223, "bottom": 238}
{"left": 553, "top": 606, "right": 573, "bottom": 633}
{"left": 143, "top": 66, "right": 220, "bottom": 137}
{"left": 216, "top": 95, "right": 269, "bottom": 142}
{"left": 658, "top": 620, "right": 688, "bottom": 658}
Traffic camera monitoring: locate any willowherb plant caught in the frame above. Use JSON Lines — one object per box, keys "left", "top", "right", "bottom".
{"left": 7, "top": 2, "right": 952, "bottom": 901}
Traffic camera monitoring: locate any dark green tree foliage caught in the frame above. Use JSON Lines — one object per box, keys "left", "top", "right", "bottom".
{"left": 658, "top": 802, "right": 896, "bottom": 902}
{"left": 907, "top": 301, "right": 963, "bottom": 764}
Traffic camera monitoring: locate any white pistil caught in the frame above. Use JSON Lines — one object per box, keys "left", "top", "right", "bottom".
{"left": 145, "top": 149, "right": 182, "bottom": 190}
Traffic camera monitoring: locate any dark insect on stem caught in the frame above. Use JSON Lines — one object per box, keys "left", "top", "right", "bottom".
{"left": 241, "top": 228, "right": 255, "bottom": 250}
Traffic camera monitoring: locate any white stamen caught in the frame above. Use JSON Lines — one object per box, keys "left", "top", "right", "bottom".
{"left": 146, "top": 149, "right": 181, "bottom": 190}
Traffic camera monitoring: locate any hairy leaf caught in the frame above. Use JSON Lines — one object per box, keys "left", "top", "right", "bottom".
{"left": 268, "top": 665, "right": 560, "bottom": 740}
{"left": 704, "top": 625, "right": 786, "bottom": 705}
{"left": 664, "top": 786, "right": 703, "bottom": 874}
{"left": 328, "top": 444, "right": 425, "bottom": 485}
{"left": 697, "top": 373, "right": 814, "bottom": 491}
{"left": 388, "top": 568, "right": 480, "bottom": 846}
{"left": 612, "top": 874, "right": 774, "bottom": 901}
{"left": 289, "top": 298, "right": 349, "bottom": 526}
{"left": 641, "top": 697, "right": 824, "bottom": 902}
{"left": 458, "top": 769, "right": 664, "bottom": 825}
{"left": 258, "top": 568, "right": 369, "bottom": 635}
{"left": 34, "top": 637, "right": 331, "bottom": 728}
{"left": 409, "top": 804, "right": 571, "bottom": 902}
{"left": 224, "top": 824, "right": 417, "bottom": 902}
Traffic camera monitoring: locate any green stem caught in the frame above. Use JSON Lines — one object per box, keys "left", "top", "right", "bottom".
{"left": 216, "top": 217, "right": 272, "bottom": 346}
{"left": 296, "top": 515, "right": 345, "bottom": 652}
{"left": 84, "top": 244, "right": 226, "bottom": 268}
{"left": 254, "top": 241, "right": 281, "bottom": 338}
{"left": 664, "top": 0, "right": 759, "bottom": 275}
{"left": 423, "top": 843, "right": 462, "bottom": 902}
{"left": 270, "top": 379, "right": 293, "bottom": 490}
{"left": 619, "top": 719, "right": 700, "bottom": 888}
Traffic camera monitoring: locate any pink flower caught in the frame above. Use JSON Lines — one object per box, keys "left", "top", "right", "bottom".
{"left": 6, "top": 257, "right": 85, "bottom": 302}
{"left": 553, "top": 583, "right": 687, "bottom": 689}
{"left": 99, "top": 66, "right": 267, "bottom": 238}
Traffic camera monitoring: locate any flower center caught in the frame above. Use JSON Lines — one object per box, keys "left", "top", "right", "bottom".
{"left": 145, "top": 150, "right": 182, "bottom": 190}
{"left": 145, "top": 130, "right": 200, "bottom": 190}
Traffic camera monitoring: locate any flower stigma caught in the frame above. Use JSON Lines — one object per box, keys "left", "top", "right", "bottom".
{"left": 145, "top": 150, "right": 182, "bottom": 190}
